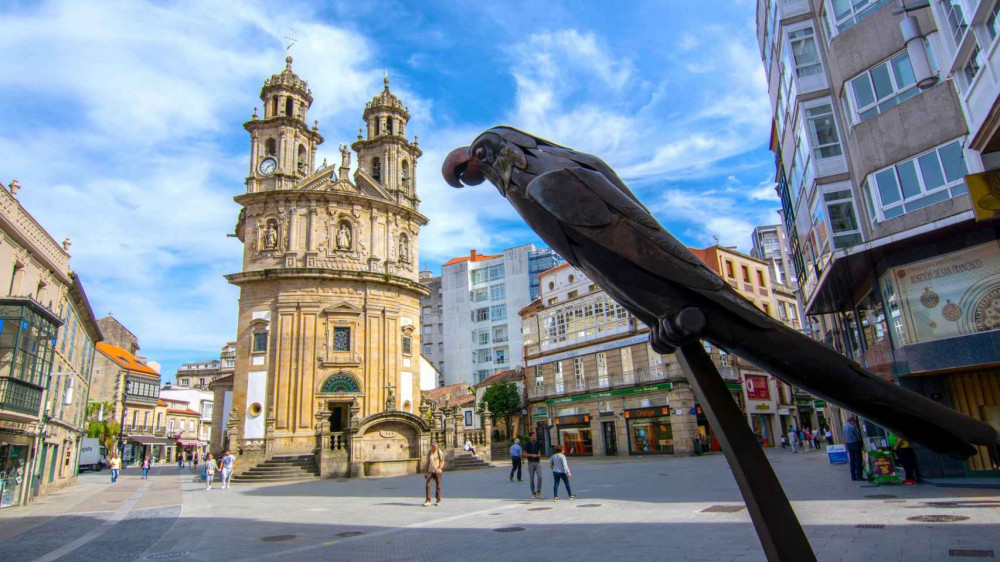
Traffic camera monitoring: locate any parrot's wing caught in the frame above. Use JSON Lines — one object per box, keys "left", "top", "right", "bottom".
{"left": 526, "top": 167, "right": 773, "bottom": 329}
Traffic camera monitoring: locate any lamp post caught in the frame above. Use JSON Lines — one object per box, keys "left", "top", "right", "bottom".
{"left": 118, "top": 379, "right": 131, "bottom": 465}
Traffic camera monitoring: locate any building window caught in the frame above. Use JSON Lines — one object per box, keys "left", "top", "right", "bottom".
{"left": 472, "top": 307, "right": 489, "bottom": 322}
{"left": 867, "top": 139, "right": 969, "bottom": 223}
{"left": 823, "top": 188, "right": 862, "bottom": 248}
{"left": 252, "top": 332, "right": 267, "bottom": 353}
{"left": 333, "top": 327, "right": 351, "bottom": 352}
{"left": 763, "top": 302, "right": 771, "bottom": 316}
{"left": 621, "top": 346, "right": 634, "bottom": 376}
{"left": 756, "top": 270, "right": 766, "bottom": 287}
{"left": 941, "top": 0, "right": 968, "bottom": 46}
{"left": 495, "top": 347, "right": 506, "bottom": 365}
{"left": 788, "top": 26, "right": 822, "bottom": 78}
{"left": 828, "top": 0, "right": 892, "bottom": 33}
{"left": 725, "top": 261, "right": 735, "bottom": 278}
{"left": 488, "top": 264, "right": 505, "bottom": 281}
{"left": 402, "top": 336, "right": 412, "bottom": 355}
{"left": 963, "top": 44, "right": 982, "bottom": 86}
{"left": 567, "top": 290, "right": 578, "bottom": 299}
{"left": 423, "top": 343, "right": 432, "bottom": 354}
{"left": 471, "top": 269, "right": 486, "bottom": 285}
{"left": 471, "top": 287, "right": 488, "bottom": 302}
{"left": 847, "top": 51, "right": 918, "bottom": 123}
{"left": 574, "top": 357, "right": 584, "bottom": 388}
{"left": 805, "top": 103, "right": 842, "bottom": 159}
{"left": 489, "top": 284, "right": 505, "bottom": 301}
{"left": 534, "top": 366, "right": 543, "bottom": 388}
{"left": 596, "top": 352, "right": 609, "bottom": 388}
{"left": 553, "top": 361, "right": 564, "bottom": 393}
{"left": 988, "top": 1, "right": 1000, "bottom": 42}
{"left": 741, "top": 265, "right": 751, "bottom": 283}
{"left": 490, "top": 305, "right": 506, "bottom": 321}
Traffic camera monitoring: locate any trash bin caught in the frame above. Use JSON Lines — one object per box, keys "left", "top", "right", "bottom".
{"left": 692, "top": 436, "right": 702, "bottom": 456}
{"left": 826, "top": 444, "right": 848, "bottom": 464}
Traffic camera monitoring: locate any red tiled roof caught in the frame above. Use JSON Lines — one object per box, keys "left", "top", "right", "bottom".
{"left": 442, "top": 249, "right": 502, "bottom": 267}
{"left": 448, "top": 394, "right": 476, "bottom": 407}
{"left": 209, "top": 374, "right": 234, "bottom": 387}
{"left": 476, "top": 369, "right": 520, "bottom": 387}
{"left": 423, "top": 383, "right": 467, "bottom": 401}
{"left": 156, "top": 399, "right": 167, "bottom": 407}
{"left": 167, "top": 408, "right": 200, "bottom": 416}
{"left": 96, "top": 343, "right": 159, "bottom": 376}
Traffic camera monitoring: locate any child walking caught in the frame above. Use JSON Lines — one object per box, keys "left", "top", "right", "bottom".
{"left": 550, "top": 445, "right": 575, "bottom": 500}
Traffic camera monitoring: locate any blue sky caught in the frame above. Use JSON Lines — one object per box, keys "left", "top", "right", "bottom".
{"left": 0, "top": 0, "right": 780, "bottom": 380}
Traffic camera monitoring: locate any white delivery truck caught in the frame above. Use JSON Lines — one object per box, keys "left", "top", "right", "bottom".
{"left": 78, "top": 438, "right": 106, "bottom": 472}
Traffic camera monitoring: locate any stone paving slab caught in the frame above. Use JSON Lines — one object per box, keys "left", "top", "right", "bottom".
{"left": 1, "top": 449, "right": 998, "bottom": 561}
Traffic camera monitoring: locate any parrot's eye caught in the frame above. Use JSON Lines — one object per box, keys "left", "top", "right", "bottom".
{"left": 474, "top": 146, "right": 486, "bottom": 160}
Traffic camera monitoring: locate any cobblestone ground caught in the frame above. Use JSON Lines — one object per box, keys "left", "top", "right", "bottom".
{"left": 1, "top": 448, "right": 998, "bottom": 561}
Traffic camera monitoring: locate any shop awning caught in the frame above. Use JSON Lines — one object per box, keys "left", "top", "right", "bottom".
{"left": 129, "top": 436, "right": 170, "bottom": 445}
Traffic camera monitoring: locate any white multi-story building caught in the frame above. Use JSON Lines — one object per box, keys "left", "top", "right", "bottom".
{"left": 441, "top": 245, "right": 544, "bottom": 385}
{"left": 750, "top": 223, "right": 797, "bottom": 287}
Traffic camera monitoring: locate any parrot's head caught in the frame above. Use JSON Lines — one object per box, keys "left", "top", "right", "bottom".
{"left": 442, "top": 126, "right": 546, "bottom": 198}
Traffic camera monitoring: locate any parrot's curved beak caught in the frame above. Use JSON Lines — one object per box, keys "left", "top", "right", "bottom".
{"left": 442, "top": 146, "right": 485, "bottom": 188}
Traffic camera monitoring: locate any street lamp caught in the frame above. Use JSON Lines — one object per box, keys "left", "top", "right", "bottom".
{"left": 118, "top": 379, "right": 131, "bottom": 464}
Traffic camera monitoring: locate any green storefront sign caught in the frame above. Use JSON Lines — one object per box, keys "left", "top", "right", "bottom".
{"left": 725, "top": 382, "right": 742, "bottom": 391}
{"left": 813, "top": 400, "right": 826, "bottom": 409}
{"left": 544, "top": 382, "right": 673, "bottom": 406}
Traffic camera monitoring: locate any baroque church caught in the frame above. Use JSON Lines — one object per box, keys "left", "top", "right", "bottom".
{"left": 223, "top": 57, "right": 441, "bottom": 478}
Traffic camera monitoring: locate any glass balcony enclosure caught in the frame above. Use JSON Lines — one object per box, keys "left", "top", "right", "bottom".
{"left": 0, "top": 298, "right": 62, "bottom": 418}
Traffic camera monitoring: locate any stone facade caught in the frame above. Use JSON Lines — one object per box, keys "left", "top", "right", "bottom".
{"left": 225, "top": 59, "right": 433, "bottom": 476}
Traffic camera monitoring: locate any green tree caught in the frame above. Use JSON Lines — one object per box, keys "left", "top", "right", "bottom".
{"left": 478, "top": 380, "right": 522, "bottom": 437}
{"left": 85, "top": 401, "right": 119, "bottom": 452}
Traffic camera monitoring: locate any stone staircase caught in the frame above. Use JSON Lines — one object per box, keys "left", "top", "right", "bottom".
{"left": 232, "top": 455, "right": 320, "bottom": 484}
{"left": 449, "top": 451, "right": 491, "bottom": 471}
{"left": 491, "top": 442, "right": 511, "bottom": 461}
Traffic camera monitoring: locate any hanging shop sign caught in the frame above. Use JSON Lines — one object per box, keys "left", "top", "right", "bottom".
{"left": 554, "top": 414, "right": 590, "bottom": 426}
{"left": 965, "top": 170, "right": 1000, "bottom": 222}
{"left": 745, "top": 375, "right": 770, "bottom": 400}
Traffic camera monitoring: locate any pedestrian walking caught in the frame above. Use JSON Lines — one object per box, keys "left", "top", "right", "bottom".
{"left": 524, "top": 431, "right": 544, "bottom": 499}
{"left": 804, "top": 429, "right": 812, "bottom": 450}
{"left": 177, "top": 454, "right": 183, "bottom": 469}
{"left": 788, "top": 428, "right": 798, "bottom": 453}
{"left": 780, "top": 435, "right": 787, "bottom": 449}
{"left": 843, "top": 417, "right": 864, "bottom": 481}
{"left": 509, "top": 438, "right": 523, "bottom": 482}
{"left": 424, "top": 442, "right": 444, "bottom": 506}
{"left": 141, "top": 456, "right": 151, "bottom": 479}
{"left": 464, "top": 438, "right": 477, "bottom": 457}
{"left": 893, "top": 437, "right": 918, "bottom": 484}
{"left": 550, "top": 445, "right": 575, "bottom": 500}
{"left": 812, "top": 429, "right": 821, "bottom": 450}
{"left": 109, "top": 453, "right": 121, "bottom": 483}
{"left": 219, "top": 449, "right": 236, "bottom": 489}
{"left": 798, "top": 428, "right": 807, "bottom": 450}
{"left": 204, "top": 453, "right": 217, "bottom": 490}
{"left": 825, "top": 427, "right": 834, "bottom": 445}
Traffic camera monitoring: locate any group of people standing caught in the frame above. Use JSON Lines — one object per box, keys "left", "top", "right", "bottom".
{"left": 105, "top": 449, "right": 235, "bottom": 489}
{"left": 423, "top": 430, "right": 577, "bottom": 506}
{"left": 508, "top": 431, "right": 575, "bottom": 500}
{"left": 782, "top": 426, "right": 831, "bottom": 453}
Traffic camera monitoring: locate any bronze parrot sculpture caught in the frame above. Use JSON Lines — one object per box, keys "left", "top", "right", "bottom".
{"left": 444, "top": 126, "right": 998, "bottom": 460}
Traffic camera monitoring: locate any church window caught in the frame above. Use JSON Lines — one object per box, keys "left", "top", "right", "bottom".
{"left": 374, "top": 119, "right": 380, "bottom": 136}
{"left": 402, "top": 335, "right": 412, "bottom": 355}
{"left": 386, "top": 118, "right": 393, "bottom": 135}
{"left": 297, "top": 144, "right": 307, "bottom": 174}
{"left": 285, "top": 97, "right": 293, "bottom": 117}
{"left": 265, "top": 138, "right": 276, "bottom": 156}
{"left": 252, "top": 332, "right": 267, "bottom": 353}
{"left": 401, "top": 160, "right": 410, "bottom": 195}
{"left": 271, "top": 96, "right": 277, "bottom": 117}
{"left": 333, "top": 327, "right": 351, "bottom": 352}
{"left": 372, "top": 157, "right": 382, "bottom": 183}
{"left": 320, "top": 372, "right": 360, "bottom": 393}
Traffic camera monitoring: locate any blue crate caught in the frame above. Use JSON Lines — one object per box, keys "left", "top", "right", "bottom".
{"left": 827, "top": 444, "right": 848, "bottom": 464}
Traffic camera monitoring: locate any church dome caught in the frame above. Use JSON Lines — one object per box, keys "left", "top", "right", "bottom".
{"left": 260, "top": 56, "right": 313, "bottom": 104}
{"left": 363, "top": 75, "right": 409, "bottom": 121}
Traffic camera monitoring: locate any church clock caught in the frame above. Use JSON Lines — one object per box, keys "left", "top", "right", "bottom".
{"left": 258, "top": 157, "right": 277, "bottom": 176}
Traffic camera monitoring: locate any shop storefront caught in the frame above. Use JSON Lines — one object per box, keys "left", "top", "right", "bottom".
{"left": 624, "top": 406, "right": 672, "bottom": 454}
{"left": 554, "top": 414, "right": 593, "bottom": 456}
{"left": 0, "top": 441, "right": 29, "bottom": 509}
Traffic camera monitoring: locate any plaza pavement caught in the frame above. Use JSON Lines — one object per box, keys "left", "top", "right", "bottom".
{"left": 1, "top": 447, "right": 998, "bottom": 562}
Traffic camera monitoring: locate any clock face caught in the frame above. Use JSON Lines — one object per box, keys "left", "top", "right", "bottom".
{"left": 258, "top": 157, "right": 277, "bottom": 176}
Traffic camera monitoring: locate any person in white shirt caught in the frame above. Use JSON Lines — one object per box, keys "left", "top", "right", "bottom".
{"left": 549, "top": 445, "right": 575, "bottom": 500}
{"left": 219, "top": 450, "right": 236, "bottom": 489}
{"left": 464, "top": 438, "right": 477, "bottom": 456}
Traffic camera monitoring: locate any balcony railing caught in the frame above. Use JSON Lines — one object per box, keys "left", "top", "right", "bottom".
{"left": 122, "top": 425, "right": 169, "bottom": 436}
{"left": 0, "top": 376, "right": 43, "bottom": 416}
{"left": 528, "top": 366, "right": 681, "bottom": 400}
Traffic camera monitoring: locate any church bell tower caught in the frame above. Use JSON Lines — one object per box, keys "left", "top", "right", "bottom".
{"left": 351, "top": 75, "right": 422, "bottom": 209}
{"left": 244, "top": 56, "right": 324, "bottom": 193}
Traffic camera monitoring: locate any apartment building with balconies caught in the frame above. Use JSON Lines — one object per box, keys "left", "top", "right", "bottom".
{"left": 419, "top": 269, "right": 446, "bottom": 385}
{"left": 757, "top": 0, "right": 1000, "bottom": 476}
{"left": 441, "top": 245, "right": 547, "bottom": 385}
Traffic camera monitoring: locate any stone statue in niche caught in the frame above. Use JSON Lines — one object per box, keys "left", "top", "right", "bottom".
{"left": 340, "top": 145, "right": 351, "bottom": 169}
{"left": 263, "top": 223, "right": 278, "bottom": 250}
{"left": 398, "top": 235, "right": 410, "bottom": 263}
{"left": 337, "top": 223, "right": 352, "bottom": 250}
